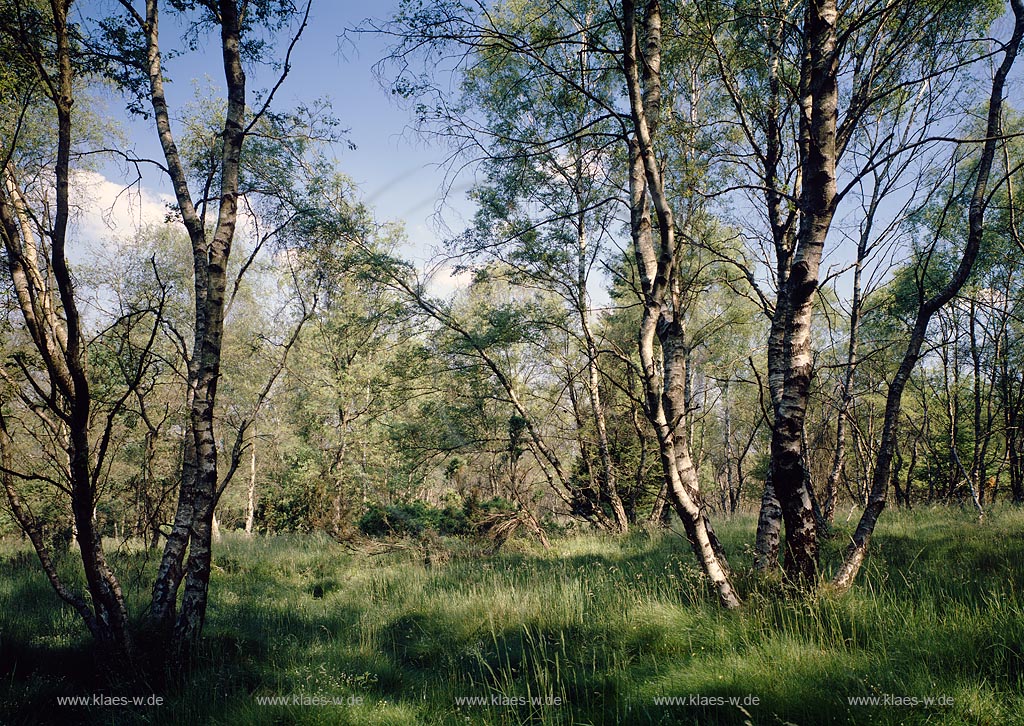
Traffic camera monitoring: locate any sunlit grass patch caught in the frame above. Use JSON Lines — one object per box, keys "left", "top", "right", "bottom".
{"left": 2, "top": 507, "right": 1023, "bottom": 724}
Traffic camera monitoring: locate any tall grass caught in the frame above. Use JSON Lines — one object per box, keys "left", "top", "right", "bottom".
{"left": 2, "top": 506, "right": 1023, "bottom": 724}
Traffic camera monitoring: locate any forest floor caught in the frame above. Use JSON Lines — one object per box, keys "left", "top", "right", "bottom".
{"left": 1, "top": 507, "right": 1023, "bottom": 725}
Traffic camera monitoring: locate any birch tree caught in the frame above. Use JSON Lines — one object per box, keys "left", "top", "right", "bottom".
{"left": 620, "top": 0, "right": 741, "bottom": 607}
{"left": 700, "top": 0, "right": 1006, "bottom": 580}
{"left": 833, "top": 0, "right": 1024, "bottom": 589}
{"left": 101, "top": 0, "right": 312, "bottom": 650}
{"left": 0, "top": 0, "right": 142, "bottom": 658}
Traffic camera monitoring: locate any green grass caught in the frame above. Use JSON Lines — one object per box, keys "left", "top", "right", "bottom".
{"left": 2, "top": 507, "right": 1024, "bottom": 725}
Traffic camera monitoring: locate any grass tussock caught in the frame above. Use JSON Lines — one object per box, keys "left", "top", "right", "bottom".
{"left": 1, "top": 506, "right": 1023, "bottom": 725}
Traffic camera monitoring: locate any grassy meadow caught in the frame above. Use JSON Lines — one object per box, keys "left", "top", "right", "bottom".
{"left": 1, "top": 507, "right": 1023, "bottom": 725}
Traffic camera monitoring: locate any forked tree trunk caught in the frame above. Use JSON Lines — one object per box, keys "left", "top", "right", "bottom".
{"left": 768, "top": 0, "right": 839, "bottom": 584}
{"left": 123, "top": 0, "right": 248, "bottom": 653}
{"left": 622, "top": 0, "right": 740, "bottom": 608}
{"left": 751, "top": 11, "right": 796, "bottom": 574}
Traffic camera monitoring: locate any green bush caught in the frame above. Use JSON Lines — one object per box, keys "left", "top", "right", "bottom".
{"left": 357, "top": 496, "right": 514, "bottom": 538}
{"left": 258, "top": 477, "right": 325, "bottom": 533}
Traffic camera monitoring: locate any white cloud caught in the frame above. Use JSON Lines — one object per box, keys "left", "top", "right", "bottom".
{"left": 424, "top": 263, "right": 473, "bottom": 298}
{"left": 69, "top": 171, "right": 259, "bottom": 247}
{"left": 69, "top": 170, "right": 175, "bottom": 247}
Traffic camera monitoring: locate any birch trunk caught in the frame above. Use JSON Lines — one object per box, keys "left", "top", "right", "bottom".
{"left": 832, "top": 0, "right": 1024, "bottom": 591}
{"left": 245, "top": 431, "right": 256, "bottom": 535}
{"left": 622, "top": 0, "right": 740, "bottom": 608}
{"left": 751, "top": 13, "right": 796, "bottom": 573}
{"left": 124, "top": 0, "right": 249, "bottom": 652}
{"left": 0, "top": 0, "right": 132, "bottom": 657}
{"left": 768, "top": 0, "right": 839, "bottom": 583}
{"left": 174, "top": 0, "right": 245, "bottom": 649}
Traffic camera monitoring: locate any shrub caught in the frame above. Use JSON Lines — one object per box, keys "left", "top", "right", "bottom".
{"left": 357, "top": 496, "right": 515, "bottom": 538}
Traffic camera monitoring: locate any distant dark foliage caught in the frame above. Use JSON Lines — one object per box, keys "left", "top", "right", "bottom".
{"left": 357, "top": 497, "right": 515, "bottom": 537}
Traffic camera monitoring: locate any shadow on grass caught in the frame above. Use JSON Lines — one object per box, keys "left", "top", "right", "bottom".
{"left": 2, "top": 510, "right": 1024, "bottom": 725}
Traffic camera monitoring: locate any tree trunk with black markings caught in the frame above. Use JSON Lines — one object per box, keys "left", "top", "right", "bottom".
{"left": 767, "top": 0, "right": 839, "bottom": 584}
{"left": 622, "top": 0, "right": 740, "bottom": 608}
{"left": 832, "top": 0, "right": 1024, "bottom": 591}
{"left": 0, "top": 0, "right": 132, "bottom": 658}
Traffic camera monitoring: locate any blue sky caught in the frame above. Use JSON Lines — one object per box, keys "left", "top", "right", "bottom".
{"left": 81, "top": 0, "right": 473, "bottom": 266}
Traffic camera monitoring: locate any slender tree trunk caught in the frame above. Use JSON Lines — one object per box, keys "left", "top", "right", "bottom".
{"left": 622, "top": 0, "right": 740, "bottom": 608}
{"left": 942, "top": 318, "right": 960, "bottom": 500}
{"left": 768, "top": 0, "right": 839, "bottom": 584}
{"left": 576, "top": 183, "right": 629, "bottom": 533}
{"left": 0, "top": 1, "right": 132, "bottom": 658}
{"left": 127, "top": 0, "right": 249, "bottom": 654}
{"left": 584, "top": 327, "right": 628, "bottom": 532}
{"left": 648, "top": 480, "right": 669, "bottom": 525}
{"left": 723, "top": 379, "right": 737, "bottom": 513}
{"left": 970, "top": 301, "right": 982, "bottom": 503}
{"left": 905, "top": 439, "right": 917, "bottom": 508}
{"left": 831, "top": 0, "right": 1024, "bottom": 591}
{"left": 245, "top": 429, "right": 257, "bottom": 535}
{"left": 567, "top": 366, "right": 602, "bottom": 512}
{"left": 1006, "top": 351, "right": 1024, "bottom": 503}
{"left": 823, "top": 210, "right": 871, "bottom": 524}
